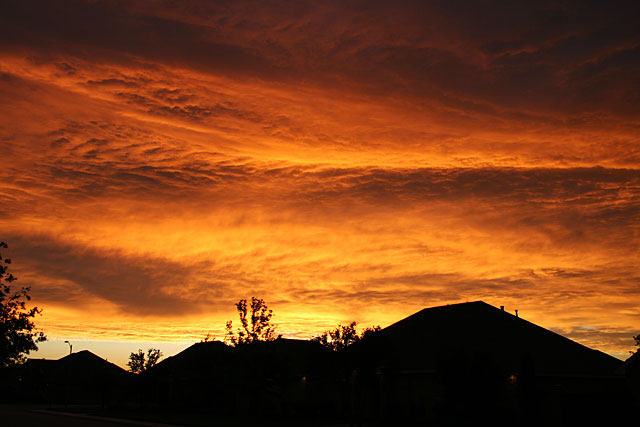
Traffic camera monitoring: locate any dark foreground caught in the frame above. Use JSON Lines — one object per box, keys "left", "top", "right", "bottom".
{"left": 2, "top": 303, "right": 639, "bottom": 426}
{"left": 0, "top": 405, "right": 180, "bottom": 427}
{"left": 0, "top": 404, "right": 351, "bottom": 427}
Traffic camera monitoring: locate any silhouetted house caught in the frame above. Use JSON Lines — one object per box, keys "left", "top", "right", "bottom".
{"left": 623, "top": 351, "right": 640, "bottom": 404}
{"left": 139, "top": 340, "right": 236, "bottom": 409}
{"left": 141, "top": 338, "right": 333, "bottom": 417}
{"left": 57, "top": 350, "right": 133, "bottom": 405}
{"left": 0, "top": 350, "right": 133, "bottom": 406}
{"left": 341, "top": 301, "right": 628, "bottom": 426}
{"left": 0, "top": 358, "right": 58, "bottom": 403}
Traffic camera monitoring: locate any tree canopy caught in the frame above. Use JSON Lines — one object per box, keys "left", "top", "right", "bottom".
{"left": 311, "top": 321, "right": 381, "bottom": 351}
{"left": 0, "top": 241, "right": 46, "bottom": 368}
{"left": 127, "top": 348, "right": 163, "bottom": 373}
{"left": 225, "top": 297, "right": 279, "bottom": 346}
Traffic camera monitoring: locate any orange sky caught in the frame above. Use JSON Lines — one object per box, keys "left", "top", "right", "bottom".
{"left": 1, "top": 0, "right": 639, "bottom": 366}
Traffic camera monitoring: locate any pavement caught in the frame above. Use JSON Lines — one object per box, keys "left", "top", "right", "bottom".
{"left": 0, "top": 404, "right": 354, "bottom": 427}
{"left": 0, "top": 405, "right": 185, "bottom": 427}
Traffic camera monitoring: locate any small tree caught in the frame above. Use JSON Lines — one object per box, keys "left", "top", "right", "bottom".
{"left": 225, "top": 297, "right": 279, "bottom": 346}
{"left": 0, "top": 241, "right": 46, "bottom": 368}
{"left": 632, "top": 334, "right": 640, "bottom": 354}
{"left": 360, "top": 325, "right": 382, "bottom": 339}
{"left": 311, "top": 322, "right": 381, "bottom": 351}
{"left": 127, "top": 348, "right": 163, "bottom": 373}
{"left": 201, "top": 332, "right": 215, "bottom": 342}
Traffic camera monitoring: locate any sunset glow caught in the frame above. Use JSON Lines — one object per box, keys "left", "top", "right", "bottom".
{"left": 1, "top": 1, "right": 638, "bottom": 366}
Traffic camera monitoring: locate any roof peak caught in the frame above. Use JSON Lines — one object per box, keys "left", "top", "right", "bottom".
{"left": 417, "top": 300, "right": 492, "bottom": 312}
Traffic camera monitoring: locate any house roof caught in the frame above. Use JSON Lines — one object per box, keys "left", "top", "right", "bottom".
{"left": 142, "top": 340, "right": 233, "bottom": 378}
{"left": 622, "top": 350, "right": 640, "bottom": 376}
{"left": 347, "top": 301, "right": 622, "bottom": 376}
{"left": 57, "top": 350, "right": 130, "bottom": 377}
{"left": 144, "top": 338, "right": 331, "bottom": 381}
{"left": 11, "top": 350, "right": 132, "bottom": 389}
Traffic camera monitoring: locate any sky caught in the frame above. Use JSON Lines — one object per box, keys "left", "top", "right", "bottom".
{"left": 1, "top": 0, "right": 639, "bottom": 367}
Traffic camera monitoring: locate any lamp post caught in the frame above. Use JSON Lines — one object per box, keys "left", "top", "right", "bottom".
{"left": 64, "top": 340, "right": 72, "bottom": 355}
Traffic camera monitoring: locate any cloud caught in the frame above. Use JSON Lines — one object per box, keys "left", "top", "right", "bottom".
{"left": 5, "top": 234, "right": 212, "bottom": 315}
{"left": 0, "top": 0, "right": 281, "bottom": 78}
{"left": 87, "top": 78, "right": 139, "bottom": 88}
{"left": 2, "top": 0, "right": 638, "bottom": 122}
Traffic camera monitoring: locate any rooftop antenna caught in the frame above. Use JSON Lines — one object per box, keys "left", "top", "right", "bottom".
{"left": 64, "top": 340, "right": 72, "bottom": 355}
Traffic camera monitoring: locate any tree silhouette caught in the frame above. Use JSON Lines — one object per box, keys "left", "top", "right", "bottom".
{"left": 311, "top": 322, "right": 381, "bottom": 351}
{"left": 633, "top": 334, "right": 640, "bottom": 354}
{"left": 0, "top": 241, "right": 46, "bottom": 368}
{"left": 127, "top": 348, "right": 163, "bottom": 373}
{"left": 201, "top": 332, "right": 215, "bottom": 342}
{"left": 360, "top": 324, "right": 382, "bottom": 339}
{"left": 225, "top": 297, "right": 279, "bottom": 346}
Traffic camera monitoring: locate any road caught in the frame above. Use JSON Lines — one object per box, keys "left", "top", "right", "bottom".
{"left": 0, "top": 405, "right": 183, "bottom": 427}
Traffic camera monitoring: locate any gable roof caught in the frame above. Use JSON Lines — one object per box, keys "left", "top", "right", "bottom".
{"left": 56, "top": 350, "right": 130, "bottom": 378}
{"left": 145, "top": 338, "right": 331, "bottom": 380}
{"left": 349, "top": 301, "right": 622, "bottom": 376}
{"left": 142, "top": 340, "right": 233, "bottom": 378}
{"left": 622, "top": 350, "right": 640, "bottom": 375}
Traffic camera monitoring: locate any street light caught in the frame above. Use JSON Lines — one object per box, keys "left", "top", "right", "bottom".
{"left": 64, "top": 340, "right": 72, "bottom": 355}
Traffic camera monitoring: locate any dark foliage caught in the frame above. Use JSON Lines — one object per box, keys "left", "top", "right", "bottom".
{"left": 225, "top": 297, "right": 280, "bottom": 346}
{"left": 0, "top": 241, "right": 46, "bottom": 368}
{"left": 127, "top": 348, "right": 163, "bottom": 373}
{"left": 311, "top": 321, "right": 381, "bottom": 351}
{"left": 201, "top": 332, "right": 215, "bottom": 342}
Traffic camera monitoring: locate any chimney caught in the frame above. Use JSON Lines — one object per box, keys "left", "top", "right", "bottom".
{"left": 500, "top": 305, "right": 504, "bottom": 311}
{"left": 515, "top": 309, "right": 519, "bottom": 318}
